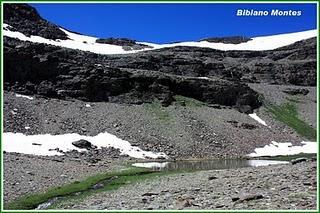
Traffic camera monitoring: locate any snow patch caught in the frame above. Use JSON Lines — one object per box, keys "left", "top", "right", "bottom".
{"left": 196, "top": 77, "right": 210, "bottom": 80}
{"left": 248, "top": 141, "right": 317, "bottom": 157}
{"left": 247, "top": 160, "right": 288, "bottom": 167}
{"left": 249, "top": 113, "right": 267, "bottom": 126}
{"left": 3, "top": 132, "right": 168, "bottom": 159}
{"left": 3, "top": 23, "right": 316, "bottom": 54}
{"left": 15, "top": 93, "right": 34, "bottom": 100}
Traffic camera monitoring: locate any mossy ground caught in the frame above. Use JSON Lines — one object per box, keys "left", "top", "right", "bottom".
{"left": 144, "top": 100, "right": 171, "bottom": 122}
{"left": 5, "top": 168, "right": 169, "bottom": 210}
{"left": 267, "top": 102, "right": 316, "bottom": 141}
{"left": 174, "top": 95, "right": 207, "bottom": 107}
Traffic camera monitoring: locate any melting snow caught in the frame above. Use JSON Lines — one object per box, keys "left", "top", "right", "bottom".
{"left": 249, "top": 113, "right": 267, "bottom": 126}
{"left": 15, "top": 93, "right": 34, "bottom": 100}
{"left": 247, "top": 160, "right": 288, "bottom": 167}
{"left": 248, "top": 141, "right": 317, "bottom": 157}
{"left": 3, "top": 23, "right": 317, "bottom": 55}
{"left": 3, "top": 132, "right": 168, "bottom": 159}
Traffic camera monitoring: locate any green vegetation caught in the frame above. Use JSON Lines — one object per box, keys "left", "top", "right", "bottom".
{"left": 144, "top": 100, "right": 171, "bottom": 122}
{"left": 6, "top": 168, "right": 166, "bottom": 210}
{"left": 285, "top": 97, "right": 303, "bottom": 103}
{"left": 267, "top": 102, "right": 316, "bottom": 141}
{"left": 144, "top": 96, "right": 206, "bottom": 122}
{"left": 174, "top": 95, "right": 206, "bottom": 107}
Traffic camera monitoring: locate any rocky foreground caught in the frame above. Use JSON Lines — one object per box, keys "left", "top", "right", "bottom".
{"left": 3, "top": 152, "right": 128, "bottom": 204}
{"left": 4, "top": 151, "right": 317, "bottom": 210}
{"left": 56, "top": 161, "right": 317, "bottom": 210}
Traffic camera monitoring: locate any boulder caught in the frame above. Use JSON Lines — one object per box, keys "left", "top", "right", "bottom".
{"left": 283, "top": 88, "right": 309, "bottom": 95}
{"left": 291, "top": 157, "right": 307, "bottom": 165}
{"left": 72, "top": 139, "right": 93, "bottom": 150}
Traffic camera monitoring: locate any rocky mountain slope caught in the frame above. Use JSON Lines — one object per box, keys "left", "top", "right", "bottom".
{"left": 2, "top": 3, "right": 317, "bottom": 159}
{"left": 3, "top": 4, "right": 316, "bottom": 113}
{"left": 2, "top": 5, "right": 317, "bottom": 210}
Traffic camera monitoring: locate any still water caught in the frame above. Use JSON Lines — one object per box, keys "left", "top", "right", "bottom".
{"left": 132, "top": 159, "right": 288, "bottom": 171}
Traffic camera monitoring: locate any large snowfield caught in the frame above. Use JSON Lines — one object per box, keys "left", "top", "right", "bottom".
{"left": 3, "top": 132, "right": 168, "bottom": 159}
{"left": 3, "top": 23, "right": 317, "bottom": 55}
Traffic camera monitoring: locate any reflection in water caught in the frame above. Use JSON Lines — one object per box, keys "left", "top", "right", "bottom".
{"left": 132, "top": 159, "right": 288, "bottom": 171}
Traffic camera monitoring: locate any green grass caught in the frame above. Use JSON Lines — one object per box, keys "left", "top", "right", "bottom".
{"left": 5, "top": 168, "right": 165, "bottom": 210}
{"left": 144, "top": 100, "right": 171, "bottom": 122}
{"left": 285, "top": 97, "right": 303, "bottom": 103}
{"left": 174, "top": 95, "right": 206, "bottom": 107}
{"left": 267, "top": 102, "right": 316, "bottom": 141}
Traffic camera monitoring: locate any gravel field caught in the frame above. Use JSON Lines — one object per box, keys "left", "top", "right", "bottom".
{"left": 4, "top": 84, "right": 314, "bottom": 160}
{"left": 3, "top": 152, "right": 127, "bottom": 203}
{"left": 56, "top": 161, "right": 317, "bottom": 210}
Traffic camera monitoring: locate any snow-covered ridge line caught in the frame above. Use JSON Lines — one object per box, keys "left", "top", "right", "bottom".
{"left": 3, "top": 24, "right": 147, "bottom": 55}
{"left": 141, "top": 30, "right": 317, "bottom": 51}
{"left": 3, "top": 23, "right": 317, "bottom": 55}
{"left": 3, "top": 132, "right": 168, "bottom": 159}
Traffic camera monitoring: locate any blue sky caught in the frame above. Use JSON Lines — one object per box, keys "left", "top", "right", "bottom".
{"left": 31, "top": 3, "right": 317, "bottom": 44}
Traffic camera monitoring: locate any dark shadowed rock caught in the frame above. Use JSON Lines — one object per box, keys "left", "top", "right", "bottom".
{"left": 142, "top": 192, "right": 159, "bottom": 196}
{"left": 96, "top": 37, "right": 152, "bottom": 50}
{"left": 200, "top": 36, "right": 252, "bottom": 44}
{"left": 4, "top": 4, "right": 68, "bottom": 40}
{"left": 283, "top": 88, "right": 309, "bottom": 95}
{"left": 240, "top": 194, "right": 264, "bottom": 202}
{"left": 240, "top": 123, "right": 258, "bottom": 130}
{"left": 72, "top": 139, "right": 93, "bottom": 150}
{"left": 236, "top": 105, "right": 253, "bottom": 114}
{"left": 233, "top": 194, "right": 264, "bottom": 203}
{"left": 291, "top": 158, "right": 307, "bottom": 165}
{"left": 208, "top": 176, "right": 218, "bottom": 180}
{"left": 3, "top": 38, "right": 262, "bottom": 112}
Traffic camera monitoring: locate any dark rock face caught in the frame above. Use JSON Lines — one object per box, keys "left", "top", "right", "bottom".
{"left": 102, "top": 38, "right": 316, "bottom": 86}
{"left": 96, "top": 38, "right": 137, "bottom": 46}
{"left": 283, "top": 88, "right": 309, "bottom": 95}
{"left": 4, "top": 3, "right": 68, "bottom": 40}
{"left": 96, "top": 38, "right": 152, "bottom": 51}
{"left": 3, "top": 4, "right": 316, "bottom": 113}
{"left": 199, "top": 36, "right": 252, "bottom": 44}
{"left": 4, "top": 37, "right": 261, "bottom": 112}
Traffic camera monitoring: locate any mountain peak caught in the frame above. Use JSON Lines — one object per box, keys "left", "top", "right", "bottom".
{"left": 4, "top": 3, "right": 68, "bottom": 40}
